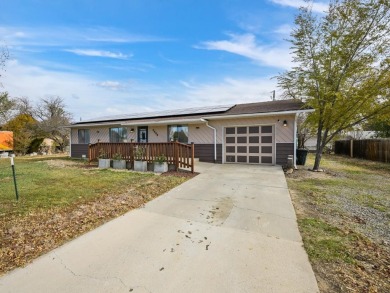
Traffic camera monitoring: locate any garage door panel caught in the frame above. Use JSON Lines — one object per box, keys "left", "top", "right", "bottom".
{"left": 237, "top": 137, "right": 247, "bottom": 143}
{"left": 226, "top": 137, "right": 235, "bottom": 143}
{"left": 237, "top": 156, "right": 247, "bottom": 163}
{"left": 226, "top": 146, "right": 235, "bottom": 153}
{"left": 226, "top": 155, "right": 235, "bottom": 162}
{"left": 225, "top": 125, "right": 274, "bottom": 165}
{"left": 237, "top": 127, "right": 247, "bottom": 134}
{"left": 249, "top": 156, "right": 259, "bottom": 163}
{"left": 261, "top": 156, "right": 273, "bottom": 164}
{"left": 237, "top": 146, "right": 247, "bottom": 153}
{"left": 262, "top": 146, "right": 272, "bottom": 153}
{"left": 261, "top": 136, "right": 273, "bottom": 143}
{"left": 226, "top": 127, "right": 235, "bottom": 134}
{"left": 262, "top": 126, "right": 273, "bottom": 133}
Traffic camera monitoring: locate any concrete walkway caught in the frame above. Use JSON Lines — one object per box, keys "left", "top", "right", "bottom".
{"left": 0, "top": 163, "right": 319, "bottom": 293}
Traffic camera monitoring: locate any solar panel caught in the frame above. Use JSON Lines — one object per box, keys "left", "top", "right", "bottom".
{"left": 80, "top": 104, "right": 235, "bottom": 123}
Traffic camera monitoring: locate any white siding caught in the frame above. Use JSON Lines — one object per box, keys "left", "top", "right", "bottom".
{"left": 208, "top": 115, "right": 295, "bottom": 144}
{"left": 188, "top": 124, "right": 214, "bottom": 144}
{"left": 72, "top": 126, "right": 136, "bottom": 144}
{"left": 147, "top": 125, "right": 167, "bottom": 143}
{"left": 70, "top": 114, "right": 295, "bottom": 145}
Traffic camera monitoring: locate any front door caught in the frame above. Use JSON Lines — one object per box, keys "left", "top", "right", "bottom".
{"left": 138, "top": 126, "right": 148, "bottom": 143}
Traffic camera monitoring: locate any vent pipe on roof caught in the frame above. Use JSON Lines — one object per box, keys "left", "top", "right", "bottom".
{"left": 201, "top": 119, "right": 217, "bottom": 163}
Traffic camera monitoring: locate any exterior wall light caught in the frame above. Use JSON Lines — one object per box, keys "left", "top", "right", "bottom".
{"left": 130, "top": 128, "right": 135, "bottom": 133}
{"left": 283, "top": 120, "right": 288, "bottom": 127}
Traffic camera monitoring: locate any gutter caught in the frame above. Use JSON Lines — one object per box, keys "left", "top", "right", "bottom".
{"left": 65, "top": 122, "right": 123, "bottom": 128}
{"left": 294, "top": 113, "right": 298, "bottom": 169}
{"left": 201, "top": 119, "right": 217, "bottom": 163}
{"left": 121, "top": 118, "right": 204, "bottom": 126}
{"left": 69, "top": 129, "right": 72, "bottom": 158}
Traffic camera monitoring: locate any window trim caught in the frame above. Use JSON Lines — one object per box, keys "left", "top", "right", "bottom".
{"left": 167, "top": 125, "right": 189, "bottom": 143}
{"left": 78, "top": 129, "right": 90, "bottom": 144}
{"left": 109, "top": 127, "right": 128, "bottom": 143}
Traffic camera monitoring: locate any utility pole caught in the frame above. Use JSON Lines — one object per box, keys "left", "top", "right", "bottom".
{"left": 270, "top": 90, "right": 275, "bottom": 101}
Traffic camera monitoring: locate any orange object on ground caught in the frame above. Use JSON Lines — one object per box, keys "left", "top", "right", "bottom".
{"left": 0, "top": 131, "right": 13, "bottom": 151}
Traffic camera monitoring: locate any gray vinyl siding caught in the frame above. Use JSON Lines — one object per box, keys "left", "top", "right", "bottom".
{"left": 194, "top": 144, "right": 222, "bottom": 163}
{"left": 276, "top": 143, "right": 294, "bottom": 165}
{"left": 71, "top": 144, "right": 89, "bottom": 158}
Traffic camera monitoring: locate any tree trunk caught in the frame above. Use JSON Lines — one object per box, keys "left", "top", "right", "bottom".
{"left": 313, "top": 145, "right": 324, "bottom": 171}
{"left": 313, "top": 126, "right": 324, "bottom": 170}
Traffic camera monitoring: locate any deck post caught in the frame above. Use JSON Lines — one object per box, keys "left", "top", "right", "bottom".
{"left": 350, "top": 140, "right": 354, "bottom": 158}
{"left": 191, "top": 142, "right": 194, "bottom": 173}
{"left": 88, "top": 143, "right": 92, "bottom": 163}
{"left": 175, "top": 142, "right": 179, "bottom": 171}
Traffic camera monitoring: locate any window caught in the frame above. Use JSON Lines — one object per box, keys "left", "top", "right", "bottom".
{"left": 168, "top": 125, "right": 188, "bottom": 143}
{"left": 109, "top": 127, "right": 128, "bottom": 142}
{"left": 78, "top": 129, "right": 90, "bottom": 144}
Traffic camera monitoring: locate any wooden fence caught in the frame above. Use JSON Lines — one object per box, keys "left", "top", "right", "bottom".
{"left": 88, "top": 142, "right": 195, "bottom": 172}
{"left": 334, "top": 139, "right": 390, "bottom": 163}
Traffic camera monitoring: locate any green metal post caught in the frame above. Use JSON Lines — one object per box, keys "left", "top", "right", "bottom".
{"left": 10, "top": 157, "right": 19, "bottom": 201}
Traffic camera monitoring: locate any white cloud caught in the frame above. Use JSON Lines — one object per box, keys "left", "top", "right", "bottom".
{"left": 1, "top": 59, "right": 152, "bottom": 120}
{"left": 197, "top": 33, "right": 292, "bottom": 69}
{"left": 0, "top": 26, "right": 170, "bottom": 50}
{"left": 270, "top": 0, "right": 328, "bottom": 13}
{"left": 1, "top": 59, "right": 282, "bottom": 121}
{"left": 96, "top": 80, "right": 126, "bottom": 90}
{"left": 274, "top": 24, "right": 294, "bottom": 36}
{"left": 65, "top": 49, "right": 131, "bottom": 59}
{"left": 176, "top": 77, "right": 280, "bottom": 107}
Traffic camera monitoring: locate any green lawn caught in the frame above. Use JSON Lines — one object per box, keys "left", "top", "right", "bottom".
{"left": 0, "top": 156, "right": 189, "bottom": 274}
{"left": 0, "top": 156, "right": 160, "bottom": 216}
{"left": 287, "top": 154, "right": 390, "bottom": 293}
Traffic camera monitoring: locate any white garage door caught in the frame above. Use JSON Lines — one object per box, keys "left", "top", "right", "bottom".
{"left": 224, "top": 125, "right": 274, "bottom": 164}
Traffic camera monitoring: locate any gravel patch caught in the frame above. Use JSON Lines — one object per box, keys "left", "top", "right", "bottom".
{"left": 330, "top": 194, "right": 390, "bottom": 245}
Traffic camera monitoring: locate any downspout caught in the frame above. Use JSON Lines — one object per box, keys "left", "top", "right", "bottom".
{"left": 69, "top": 128, "right": 72, "bottom": 158}
{"left": 201, "top": 119, "right": 217, "bottom": 163}
{"left": 294, "top": 113, "right": 298, "bottom": 169}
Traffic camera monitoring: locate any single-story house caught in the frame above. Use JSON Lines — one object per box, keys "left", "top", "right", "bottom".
{"left": 68, "top": 99, "right": 313, "bottom": 166}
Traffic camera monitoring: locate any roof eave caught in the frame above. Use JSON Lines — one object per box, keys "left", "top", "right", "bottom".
{"left": 202, "top": 109, "right": 314, "bottom": 120}
{"left": 66, "top": 109, "right": 314, "bottom": 128}
{"left": 121, "top": 118, "right": 205, "bottom": 126}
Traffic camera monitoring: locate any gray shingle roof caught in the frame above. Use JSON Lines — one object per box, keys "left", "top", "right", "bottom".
{"left": 73, "top": 99, "right": 310, "bottom": 125}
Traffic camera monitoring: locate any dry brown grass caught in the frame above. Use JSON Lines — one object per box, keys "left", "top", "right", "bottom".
{"left": 0, "top": 157, "right": 190, "bottom": 275}
{"left": 287, "top": 154, "right": 390, "bottom": 293}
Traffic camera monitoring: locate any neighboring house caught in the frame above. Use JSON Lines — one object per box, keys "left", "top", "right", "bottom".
{"left": 341, "top": 130, "right": 376, "bottom": 140}
{"left": 68, "top": 99, "right": 313, "bottom": 166}
{"left": 305, "top": 131, "right": 377, "bottom": 152}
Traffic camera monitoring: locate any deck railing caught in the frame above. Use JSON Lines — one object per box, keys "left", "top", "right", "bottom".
{"left": 88, "top": 142, "right": 195, "bottom": 172}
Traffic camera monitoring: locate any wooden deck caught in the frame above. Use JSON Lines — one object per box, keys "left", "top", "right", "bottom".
{"left": 88, "top": 142, "right": 195, "bottom": 173}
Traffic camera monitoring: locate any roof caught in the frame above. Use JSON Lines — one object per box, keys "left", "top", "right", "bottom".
{"left": 71, "top": 99, "right": 311, "bottom": 127}
{"left": 79, "top": 104, "right": 234, "bottom": 124}
{"left": 222, "top": 99, "right": 310, "bottom": 116}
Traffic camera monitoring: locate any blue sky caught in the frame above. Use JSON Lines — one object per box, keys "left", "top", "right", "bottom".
{"left": 0, "top": 0, "right": 328, "bottom": 120}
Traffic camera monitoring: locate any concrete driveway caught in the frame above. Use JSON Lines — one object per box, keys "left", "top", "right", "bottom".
{"left": 0, "top": 163, "right": 319, "bottom": 293}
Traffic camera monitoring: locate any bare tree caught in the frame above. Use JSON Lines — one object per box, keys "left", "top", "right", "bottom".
{"left": 34, "top": 96, "right": 72, "bottom": 152}
{"left": 0, "top": 92, "right": 15, "bottom": 126}
{"left": 0, "top": 45, "right": 9, "bottom": 79}
{"left": 15, "top": 97, "right": 34, "bottom": 116}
